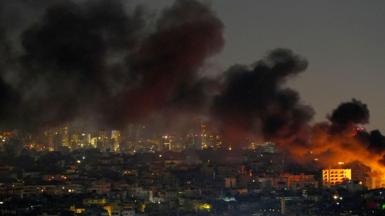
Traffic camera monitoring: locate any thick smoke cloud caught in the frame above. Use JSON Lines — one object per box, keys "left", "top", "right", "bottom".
{"left": 329, "top": 99, "right": 369, "bottom": 132}
{"left": 0, "top": 26, "right": 20, "bottom": 128}
{"left": 212, "top": 49, "right": 314, "bottom": 146}
{"left": 0, "top": 0, "right": 224, "bottom": 130}
{"left": 16, "top": 0, "right": 145, "bottom": 129}
{"left": 357, "top": 130, "right": 385, "bottom": 154}
{"left": 104, "top": 0, "right": 224, "bottom": 127}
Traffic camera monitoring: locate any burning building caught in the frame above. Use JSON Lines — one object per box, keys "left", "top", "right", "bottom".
{"left": 322, "top": 168, "right": 352, "bottom": 186}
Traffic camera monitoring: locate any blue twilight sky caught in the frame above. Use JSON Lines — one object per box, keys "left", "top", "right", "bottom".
{"left": 133, "top": 0, "right": 385, "bottom": 131}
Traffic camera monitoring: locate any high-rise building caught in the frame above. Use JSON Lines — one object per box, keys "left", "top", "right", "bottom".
{"left": 62, "top": 126, "right": 69, "bottom": 148}
{"left": 111, "top": 130, "right": 121, "bottom": 152}
{"left": 201, "top": 122, "right": 208, "bottom": 149}
{"left": 322, "top": 168, "right": 352, "bottom": 186}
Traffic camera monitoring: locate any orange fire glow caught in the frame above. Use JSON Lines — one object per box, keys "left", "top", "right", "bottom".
{"left": 276, "top": 124, "right": 385, "bottom": 189}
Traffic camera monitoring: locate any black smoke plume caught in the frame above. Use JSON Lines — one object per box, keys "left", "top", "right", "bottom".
{"left": 17, "top": 0, "right": 145, "bottom": 130}
{"left": 0, "top": 0, "right": 224, "bottom": 131}
{"left": 212, "top": 49, "right": 314, "bottom": 147}
{"left": 328, "top": 99, "right": 369, "bottom": 132}
{"left": 357, "top": 130, "right": 385, "bottom": 154}
{"left": 103, "top": 0, "right": 224, "bottom": 127}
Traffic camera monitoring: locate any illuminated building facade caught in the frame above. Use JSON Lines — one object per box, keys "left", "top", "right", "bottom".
{"left": 161, "top": 135, "right": 173, "bottom": 151}
{"left": 322, "top": 168, "right": 352, "bottom": 186}
{"left": 111, "top": 130, "right": 121, "bottom": 152}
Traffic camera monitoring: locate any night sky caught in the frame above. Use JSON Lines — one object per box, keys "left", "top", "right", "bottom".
{"left": 134, "top": 0, "right": 385, "bottom": 132}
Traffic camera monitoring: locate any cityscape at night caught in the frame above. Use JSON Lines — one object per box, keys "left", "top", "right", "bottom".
{"left": 1, "top": 0, "right": 385, "bottom": 215}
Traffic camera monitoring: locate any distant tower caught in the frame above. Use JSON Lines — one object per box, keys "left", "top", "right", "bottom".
{"left": 111, "top": 130, "right": 121, "bottom": 152}
{"left": 62, "top": 126, "right": 69, "bottom": 148}
{"left": 200, "top": 122, "right": 208, "bottom": 149}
